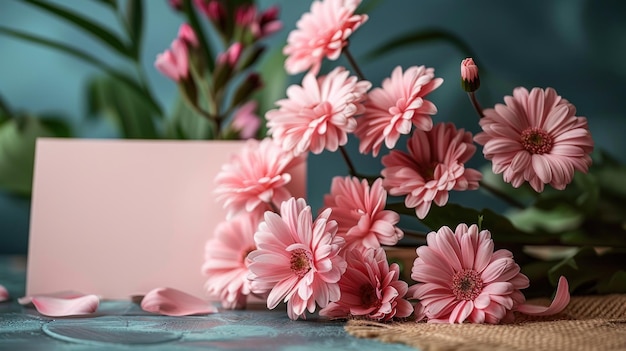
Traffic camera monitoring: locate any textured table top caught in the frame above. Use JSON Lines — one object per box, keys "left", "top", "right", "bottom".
{"left": 0, "top": 256, "right": 415, "bottom": 351}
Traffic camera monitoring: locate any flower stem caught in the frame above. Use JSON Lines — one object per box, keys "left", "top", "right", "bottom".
{"left": 342, "top": 45, "right": 367, "bottom": 81}
{"left": 479, "top": 180, "right": 526, "bottom": 209}
{"left": 467, "top": 92, "right": 484, "bottom": 118}
{"left": 339, "top": 145, "right": 358, "bottom": 176}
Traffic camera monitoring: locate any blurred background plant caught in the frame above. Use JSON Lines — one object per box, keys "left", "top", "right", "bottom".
{"left": 1, "top": 0, "right": 625, "bottom": 297}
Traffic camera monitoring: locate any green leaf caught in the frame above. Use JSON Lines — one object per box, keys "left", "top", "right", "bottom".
{"left": 22, "top": 0, "right": 131, "bottom": 58}
{"left": 507, "top": 205, "right": 583, "bottom": 234}
{"left": 125, "top": 0, "right": 144, "bottom": 60}
{"left": 0, "top": 26, "right": 161, "bottom": 115}
{"left": 0, "top": 115, "right": 72, "bottom": 195}
{"left": 164, "top": 94, "right": 216, "bottom": 140}
{"left": 548, "top": 247, "right": 626, "bottom": 294}
{"left": 598, "top": 270, "right": 626, "bottom": 294}
{"left": 92, "top": 0, "right": 117, "bottom": 9}
{"left": 86, "top": 75, "right": 159, "bottom": 139}
{"left": 363, "top": 28, "right": 477, "bottom": 62}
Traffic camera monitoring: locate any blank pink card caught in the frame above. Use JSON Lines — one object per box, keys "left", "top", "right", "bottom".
{"left": 26, "top": 138, "right": 306, "bottom": 300}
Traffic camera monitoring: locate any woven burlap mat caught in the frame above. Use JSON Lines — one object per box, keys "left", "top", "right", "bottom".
{"left": 345, "top": 294, "right": 626, "bottom": 351}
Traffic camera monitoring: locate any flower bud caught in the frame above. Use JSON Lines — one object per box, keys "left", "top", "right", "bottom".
{"left": 461, "top": 58, "right": 480, "bottom": 92}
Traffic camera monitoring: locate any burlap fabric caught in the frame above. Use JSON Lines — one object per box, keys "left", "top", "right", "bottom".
{"left": 345, "top": 294, "right": 626, "bottom": 351}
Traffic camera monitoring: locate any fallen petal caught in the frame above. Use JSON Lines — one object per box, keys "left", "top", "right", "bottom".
{"left": 140, "top": 287, "right": 218, "bottom": 316}
{"left": 19, "top": 293, "right": 99, "bottom": 317}
{"left": 515, "top": 276, "right": 570, "bottom": 316}
{"left": 18, "top": 290, "right": 87, "bottom": 306}
{"left": 0, "top": 284, "right": 9, "bottom": 302}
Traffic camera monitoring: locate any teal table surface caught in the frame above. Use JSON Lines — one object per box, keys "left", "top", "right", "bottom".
{"left": 0, "top": 256, "right": 415, "bottom": 351}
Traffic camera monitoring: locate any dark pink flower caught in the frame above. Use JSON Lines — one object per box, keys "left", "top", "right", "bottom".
{"left": 461, "top": 58, "right": 480, "bottom": 92}
{"left": 409, "top": 223, "right": 570, "bottom": 324}
{"left": 355, "top": 66, "right": 444, "bottom": 156}
{"left": 381, "top": 123, "right": 482, "bottom": 219}
{"left": 203, "top": 213, "right": 261, "bottom": 309}
{"left": 248, "top": 198, "right": 347, "bottom": 320}
{"left": 0, "top": 284, "right": 8, "bottom": 302}
{"left": 155, "top": 39, "right": 189, "bottom": 82}
{"left": 320, "top": 248, "right": 413, "bottom": 321}
{"left": 266, "top": 66, "right": 371, "bottom": 156}
{"left": 323, "top": 176, "right": 403, "bottom": 250}
{"left": 214, "top": 138, "right": 306, "bottom": 219}
{"left": 283, "top": 0, "right": 368, "bottom": 75}
{"left": 474, "top": 87, "right": 594, "bottom": 192}
{"left": 235, "top": 4, "right": 282, "bottom": 40}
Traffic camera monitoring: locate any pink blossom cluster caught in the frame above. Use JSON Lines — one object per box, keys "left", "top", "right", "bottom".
{"left": 201, "top": 0, "right": 594, "bottom": 323}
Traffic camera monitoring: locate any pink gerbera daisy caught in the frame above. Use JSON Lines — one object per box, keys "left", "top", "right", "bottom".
{"left": 283, "top": 0, "right": 368, "bottom": 75}
{"left": 202, "top": 213, "right": 261, "bottom": 309}
{"left": 320, "top": 247, "right": 413, "bottom": 321}
{"left": 265, "top": 67, "right": 371, "bottom": 156}
{"left": 214, "top": 138, "right": 306, "bottom": 219}
{"left": 409, "top": 223, "right": 570, "bottom": 324}
{"left": 381, "top": 122, "right": 482, "bottom": 219}
{"left": 247, "top": 198, "right": 347, "bottom": 320}
{"left": 474, "top": 87, "right": 594, "bottom": 192}
{"left": 323, "top": 176, "right": 403, "bottom": 250}
{"left": 355, "top": 65, "right": 444, "bottom": 157}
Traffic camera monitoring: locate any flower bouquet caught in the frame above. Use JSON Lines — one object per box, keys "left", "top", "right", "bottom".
{"left": 202, "top": 0, "right": 626, "bottom": 324}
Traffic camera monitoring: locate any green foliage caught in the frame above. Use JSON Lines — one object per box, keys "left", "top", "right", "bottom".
{"left": 0, "top": 115, "right": 72, "bottom": 196}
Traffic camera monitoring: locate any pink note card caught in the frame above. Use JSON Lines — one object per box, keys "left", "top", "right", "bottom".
{"left": 26, "top": 138, "right": 307, "bottom": 300}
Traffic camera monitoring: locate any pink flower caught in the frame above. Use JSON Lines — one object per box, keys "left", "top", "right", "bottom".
{"left": 408, "top": 224, "right": 570, "bottom": 324}
{"left": 461, "top": 58, "right": 480, "bottom": 92}
{"left": 248, "top": 198, "right": 347, "bottom": 320}
{"left": 474, "top": 87, "right": 594, "bottom": 192}
{"left": 203, "top": 213, "right": 261, "bottom": 309}
{"left": 155, "top": 39, "right": 189, "bottom": 82}
{"left": 214, "top": 138, "right": 306, "bottom": 219}
{"left": 217, "top": 42, "right": 244, "bottom": 67}
{"left": 195, "top": 0, "right": 226, "bottom": 22}
{"left": 323, "top": 176, "right": 403, "bottom": 250}
{"left": 266, "top": 66, "right": 371, "bottom": 156}
{"left": 355, "top": 66, "right": 444, "bottom": 157}
{"left": 320, "top": 248, "right": 413, "bottom": 321}
{"left": 154, "top": 24, "right": 197, "bottom": 82}
{"left": 178, "top": 23, "right": 199, "bottom": 48}
{"left": 381, "top": 123, "right": 482, "bottom": 219}
{"left": 230, "top": 100, "right": 261, "bottom": 139}
{"left": 461, "top": 58, "right": 478, "bottom": 83}
{"left": 283, "top": 0, "right": 368, "bottom": 75}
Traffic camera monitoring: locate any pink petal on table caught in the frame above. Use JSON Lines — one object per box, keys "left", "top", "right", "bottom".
{"left": 18, "top": 293, "right": 99, "bottom": 317}
{"left": 17, "top": 290, "right": 88, "bottom": 305}
{"left": 0, "top": 284, "right": 9, "bottom": 302}
{"left": 515, "top": 276, "right": 570, "bottom": 316}
{"left": 140, "top": 287, "right": 218, "bottom": 316}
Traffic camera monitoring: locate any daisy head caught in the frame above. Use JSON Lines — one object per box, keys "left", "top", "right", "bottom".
{"left": 247, "top": 198, "right": 347, "bottom": 320}
{"left": 266, "top": 66, "right": 371, "bottom": 156}
{"left": 409, "top": 224, "right": 530, "bottom": 324}
{"left": 283, "top": 0, "right": 368, "bottom": 75}
{"left": 381, "top": 122, "right": 482, "bottom": 219}
{"left": 323, "top": 176, "right": 403, "bottom": 250}
{"left": 320, "top": 247, "right": 413, "bottom": 321}
{"left": 214, "top": 138, "right": 306, "bottom": 219}
{"left": 355, "top": 65, "right": 444, "bottom": 157}
{"left": 202, "top": 213, "right": 261, "bottom": 309}
{"left": 474, "top": 87, "right": 594, "bottom": 192}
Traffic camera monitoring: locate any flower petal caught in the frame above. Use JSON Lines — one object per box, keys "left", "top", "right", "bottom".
{"left": 515, "top": 276, "right": 570, "bottom": 316}
{"left": 140, "top": 287, "right": 217, "bottom": 316}
{"left": 19, "top": 292, "right": 99, "bottom": 317}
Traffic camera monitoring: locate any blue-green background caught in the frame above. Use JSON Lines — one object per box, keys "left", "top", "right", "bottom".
{"left": 1, "top": 0, "right": 625, "bottom": 254}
